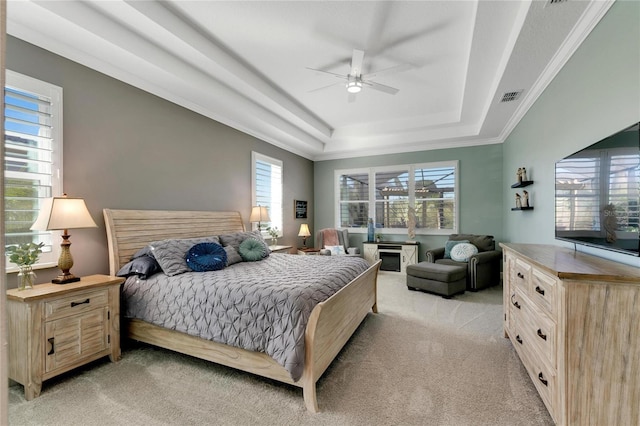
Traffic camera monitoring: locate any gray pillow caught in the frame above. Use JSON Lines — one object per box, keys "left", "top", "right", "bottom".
{"left": 224, "top": 245, "right": 243, "bottom": 266}
{"left": 149, "top": 236, "right": 220, "bottom": 276}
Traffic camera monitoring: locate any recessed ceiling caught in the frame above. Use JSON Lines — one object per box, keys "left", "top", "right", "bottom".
{"left": 7, "top": 0, "right": 614, "bottom": 160}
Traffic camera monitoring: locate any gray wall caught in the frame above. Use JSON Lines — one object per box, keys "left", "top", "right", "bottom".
{"left": 5, "top": 37, "right": 314, "bottom": 285}
{"left": 314, "top": 144, "right": 503, "bottom": 261}
{"left": 502, "top": 0, "right": 640, "bottom": 267}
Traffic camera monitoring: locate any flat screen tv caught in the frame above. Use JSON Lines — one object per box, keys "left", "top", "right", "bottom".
{"left": 555, "top": 122, "right": 640, "bottom": 256}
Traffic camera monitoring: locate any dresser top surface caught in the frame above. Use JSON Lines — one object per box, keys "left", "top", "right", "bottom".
{"left": 500, "top": 243, "right": 640, "bottom": 283}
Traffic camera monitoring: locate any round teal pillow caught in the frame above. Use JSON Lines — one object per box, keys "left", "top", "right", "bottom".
{"left": 238, "top": 238, "right": 268, "bottom": 262}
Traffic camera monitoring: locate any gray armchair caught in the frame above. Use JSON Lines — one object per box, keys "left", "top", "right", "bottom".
{"left": 425, "top": 234, "right": 501, "bottom": 291}
{"left": 315, "top": 228, "right": 361, "bottom": 256}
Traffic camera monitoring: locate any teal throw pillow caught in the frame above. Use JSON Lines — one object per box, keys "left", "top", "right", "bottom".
{"left": 444, "top": 240, "right": 469, "bottom": 259}
{"left": 238, "top": 238, "right": 269, "bottom": 262}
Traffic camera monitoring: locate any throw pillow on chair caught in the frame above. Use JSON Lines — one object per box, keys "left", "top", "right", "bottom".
{"left": 450, "top": 243, "right": 478, "bottom": 262}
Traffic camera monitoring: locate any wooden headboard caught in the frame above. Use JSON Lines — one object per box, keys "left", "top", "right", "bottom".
{"left": 103, "top": 209, "right": 245, "bottom": 276}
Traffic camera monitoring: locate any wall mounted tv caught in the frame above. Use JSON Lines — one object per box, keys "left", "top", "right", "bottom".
{"left": 555, "top": 122, "right": 640, "bottom": 256}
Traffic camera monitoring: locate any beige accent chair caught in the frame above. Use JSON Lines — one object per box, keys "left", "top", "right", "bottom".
{"left": 315, "top": 228, "right": 361, "bottom": 256}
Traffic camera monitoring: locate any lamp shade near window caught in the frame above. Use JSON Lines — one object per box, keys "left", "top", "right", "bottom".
{"left": 249, "top": 205, "right": 270, "bottom": 230}
{"left": 30, "top": 195, "right": 97, "bottom": 284}
{"left": 298, "top": 224, "right": 311, "bottom": 248}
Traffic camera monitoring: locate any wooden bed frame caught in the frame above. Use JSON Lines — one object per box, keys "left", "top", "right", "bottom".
{"left": 103, "top": 209, "right": 380, "bottom": 412}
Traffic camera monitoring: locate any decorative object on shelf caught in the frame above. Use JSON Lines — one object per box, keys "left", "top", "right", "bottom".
{"left": 266, "top": 226, "right": 279, "bottom": 246}
{"left": 298, "top": 223, "right": 311, "bottom": 248}
{"left": 294, "top": 200, "right": 307, "bottom": 219}
{"left": 515, "top": 193, "right": 522, "bottom": 209}
{"left": 522, "top": 190, "right": 529, "bottom": 208}
{"left": 407, "top": 206, "right": 417, "bottom": 240}
{"left": 7, "top": 242, "right": 44, "bottom": 290}
{"left": 517, "top": 167, "right": 523, "bottom": 183}
{"left": 30, "top": 195, "right": 98, "bottom": 284}
{"left": 521, "top": 167, "right": 528, "bottom": 181}
{"left": 249, "top": 205, "right": 270, "bottom": 232}
{"left": 367, "top": 218, "right": 374, "bottom": 242}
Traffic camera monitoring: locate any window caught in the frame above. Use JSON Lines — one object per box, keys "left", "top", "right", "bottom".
{"left": 4, "top": 71, "right": 63, "bottom": 271}
{"left": 251, "top": 152, "right": 283, "bottom": 236}
{"left": 336, "top": 161, "right": 458, "bottom": 235}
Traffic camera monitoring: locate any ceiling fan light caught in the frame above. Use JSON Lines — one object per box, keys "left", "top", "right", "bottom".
{"left": 346, "top": 80, "right": 362, "bottom": 93}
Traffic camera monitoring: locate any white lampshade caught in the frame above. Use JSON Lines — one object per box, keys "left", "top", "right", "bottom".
{"left": 249, "top": 205, "right": 271, "bottom": 223}
{"left": 298, "top": 223, "right": 311, "bottom": 237}
{"left": 31, "top": 196, "right": 98, "bottom": 231}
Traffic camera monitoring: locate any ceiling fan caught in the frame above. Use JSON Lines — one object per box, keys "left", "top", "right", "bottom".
{"left": 307, "top": 49, "right": 412, "bottom": 101}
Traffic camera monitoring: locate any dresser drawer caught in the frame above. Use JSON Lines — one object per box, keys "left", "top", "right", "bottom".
{"left": 520, "top": 300, "right": 557, "bottom": 368}
{"left": 45, "top": 289, "right": 109, "bottom": 320}
{"left": 519, "top": 346, "right": 557, "bottom": 422}
{"left": 530, "top": 268, "right": 557, "bottom": 317}
{"left": 513, "top": 258, "right": 531, "bottom": 292}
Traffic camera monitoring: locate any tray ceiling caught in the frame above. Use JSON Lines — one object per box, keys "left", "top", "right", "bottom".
{"left": 7, "top": 1, "right": 614, "bottom": 160}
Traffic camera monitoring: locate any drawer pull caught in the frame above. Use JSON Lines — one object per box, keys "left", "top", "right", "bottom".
{"left": 510, "top": 294, "right": 521, "bottom": 309}
{"left": 516, "top": 335, "right": 523, "bottom": 344}
{"left": 538, "top": 372, "right": 548, "bottom": 387}
{"left": 535, "top": 286, "right": 545, "bottom": 296}
{"left": 517, "top": 272, "right": 524, "bottom": 279}
{"left": 71, "top": 298, "right": 90, "bottom": 307}
{"left": 47, "top": 337, "right": 55, "bottom": 355}
{"left": 537, "top": 329, "right": 547, "bottom": 341}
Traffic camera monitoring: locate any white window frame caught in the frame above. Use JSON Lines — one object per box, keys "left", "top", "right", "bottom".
{"left": 4, "top": 71, "right": 63, "bottom": 272}
{"left": 335, "top": 160, "right": 459, "bottom": 236}
{"left": 251, "top": 151, "right": 283, "bottom": 238}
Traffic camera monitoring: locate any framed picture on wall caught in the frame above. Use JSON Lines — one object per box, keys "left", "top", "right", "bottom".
{"left": 295, "top": 200, "right": 308, "bottom": 219}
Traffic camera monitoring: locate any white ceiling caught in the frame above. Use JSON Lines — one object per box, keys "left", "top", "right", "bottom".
{"left": 7, "top": 0, "right": 614, "bottom": 160}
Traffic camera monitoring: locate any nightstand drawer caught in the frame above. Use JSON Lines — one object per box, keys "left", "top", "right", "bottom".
{"left": 45, "top": 289, "right": 109, "bottom": 320}
{"left": 513, "top": 258, "right": 531, "bottom": 292}
{"left": 531, "top": 268, "right": 557, "bottom": 317}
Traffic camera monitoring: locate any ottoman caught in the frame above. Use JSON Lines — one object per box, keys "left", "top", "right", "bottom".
{"left": 406, "top": 262, "right": 467, "bottom": 299}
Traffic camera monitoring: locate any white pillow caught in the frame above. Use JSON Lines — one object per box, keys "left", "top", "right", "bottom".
{"left": 325, "top": 245, "right": 346, "bottom": 255}
{"left": 450, "top": 243, "right": 478, "bottom": 262}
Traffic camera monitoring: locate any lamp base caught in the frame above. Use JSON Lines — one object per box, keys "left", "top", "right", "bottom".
{"left": 52, "top": 274, "right": 81, "bottom": 284}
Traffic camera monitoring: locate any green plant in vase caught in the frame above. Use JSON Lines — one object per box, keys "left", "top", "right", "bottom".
{"left": 7, "top": 242, "right": 44, "bottom": 290}
{"left": 266, "top": 226, "right": 279, "bottom": 246}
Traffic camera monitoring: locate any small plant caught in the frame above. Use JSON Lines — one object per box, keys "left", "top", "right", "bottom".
{"left": 266, "top": 226, "right": 279, "bottom": 240}
{"left": 375, "top": 233, "right": 382, "bottom": 242}
{"left": 6, "top": 242, "right": 45, "bottom": 267}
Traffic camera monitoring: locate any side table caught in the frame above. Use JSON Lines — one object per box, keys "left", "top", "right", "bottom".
{"left": 7, "top": 274, "right": 124, "bottom": 400}
{"left": 297, "top": 248, "right": 321, "bottom": 255}
{"left": 269, "top": 245, "right": 293, "bottom": 254}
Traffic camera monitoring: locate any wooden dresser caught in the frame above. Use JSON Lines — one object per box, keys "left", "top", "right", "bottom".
{"left": 7, "top": 274, "right": 124, "bottom": 400}
{"left": 500, "top": 243, "right": 640, "bottom": 425}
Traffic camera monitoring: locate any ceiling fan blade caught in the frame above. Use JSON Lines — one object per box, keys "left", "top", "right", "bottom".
{"left": 350, "top": 49, "right": 365, "bottom": 77}
{"left": 308, "top": 81, "right": 344, "bottom": 93}
{"left": 362, "top": 63, "right": 413, "bottom": 80}
{"left": 362, "top": 80, "right": 399, "bottom": 95}
{"left": 306, "top": 67, "right": 347, "bottom": 80}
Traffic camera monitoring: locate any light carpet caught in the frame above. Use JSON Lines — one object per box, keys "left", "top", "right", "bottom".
{"left": 9, "top": 271, "right": 553, "bottom": 425}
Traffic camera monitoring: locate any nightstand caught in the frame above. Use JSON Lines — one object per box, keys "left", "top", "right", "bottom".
{"left": 6, "top": 274, "right": 124, "bottom": 400}
{"left": 269, "top": 245, "right": 293, "bottom": 254}
{"left": 297, "top": 248, "right": 321, "bottom": 255}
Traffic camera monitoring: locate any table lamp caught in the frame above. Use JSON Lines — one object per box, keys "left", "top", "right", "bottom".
{"left": 30, "top": 195, "right": 98, "bottom": 284}
{"left": 249, "top": 205, "right": 270, "bottom": 231}
{"left": 298, "top": 224, "right": 311, "bottom": 248}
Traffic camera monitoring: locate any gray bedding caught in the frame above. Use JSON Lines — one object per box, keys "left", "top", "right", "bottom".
{"left": 122, "top": 253, "right": 370, "bottom": 381}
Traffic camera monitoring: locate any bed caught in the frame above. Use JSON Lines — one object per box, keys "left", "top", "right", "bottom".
{"left": 103, "top": 209, "right": 380, "bottom": 412}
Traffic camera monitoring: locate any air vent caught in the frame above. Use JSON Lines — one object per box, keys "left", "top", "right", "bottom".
{"left": 500, "top": 90, "right": 523, "bottom": 103}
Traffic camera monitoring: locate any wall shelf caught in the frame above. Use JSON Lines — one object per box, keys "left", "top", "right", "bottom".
{"left": 511, "top": 207, "right": 534, "bottom": 211}
{"left": 511, "top": 180, "right": 534, "bottom": 188}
